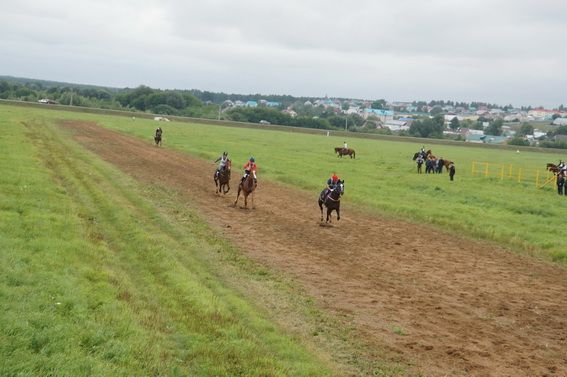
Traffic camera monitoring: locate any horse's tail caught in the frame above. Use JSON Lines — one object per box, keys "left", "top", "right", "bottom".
{"left": 352, "top": 150, "right": 356, "bottom": 158}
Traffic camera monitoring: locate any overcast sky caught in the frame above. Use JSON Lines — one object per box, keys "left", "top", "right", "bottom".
{"left": 1, "top": 0, "right": 565, "bottom": 107}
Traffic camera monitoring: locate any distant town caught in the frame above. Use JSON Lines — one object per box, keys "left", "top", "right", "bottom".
{"left": 2, "top": 75, "right": 567, "bottom": 148}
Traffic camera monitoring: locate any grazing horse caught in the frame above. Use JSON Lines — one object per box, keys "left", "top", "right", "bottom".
{"left": 335, "top": 147, "right": 356, "bottom": 159}
{"left": 318, "top": 180, "right": 344, "bottom": 222}
{"left": 214, "top": 159, "right": 231, "bottom": 194}
{"left": 234, "top": 174, "right": 256, "bottom": 209}
{"left": 154, "top": 128, "right": 162, "bottom": 146}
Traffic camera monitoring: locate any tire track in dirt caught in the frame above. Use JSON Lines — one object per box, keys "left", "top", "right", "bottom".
{"left": 63, "top": 120, "right": 567, "bottom": 377}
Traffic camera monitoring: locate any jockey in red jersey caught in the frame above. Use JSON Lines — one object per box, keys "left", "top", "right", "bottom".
{"left": 242, "top": 157, "right": 258, "bottom": 183}
{"left": 322, "top": 172, "right": 340, "bottom": 200}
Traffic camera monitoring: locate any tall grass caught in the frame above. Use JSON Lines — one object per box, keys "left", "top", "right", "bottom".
{"left": 0, "top": 109, "right": 335, "bottom": 376}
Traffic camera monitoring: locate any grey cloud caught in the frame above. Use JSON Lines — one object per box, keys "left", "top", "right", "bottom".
{"left": 0, "top": 0, "right": 565, "bottom": 107}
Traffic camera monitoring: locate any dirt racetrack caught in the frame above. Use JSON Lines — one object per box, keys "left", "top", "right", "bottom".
{"left": 63, "top": 121, "right": 567, "bottom": 377}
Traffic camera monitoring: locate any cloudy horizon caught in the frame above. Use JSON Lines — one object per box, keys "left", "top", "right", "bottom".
{"left": 1, "top": 0, "right": 566, "bottom": 108}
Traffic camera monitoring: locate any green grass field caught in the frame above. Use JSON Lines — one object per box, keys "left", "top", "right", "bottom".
{"left": 3, "top": 103, "right": 565, "bottom": 376}
{"left": 0, "top": 106, "right": 354, "bottom": 376}
{"left": 14, "top": 104, "right": 563, "bottom": 263}
{"left": 4, "top": 104, "right": 567, "bottom": 265}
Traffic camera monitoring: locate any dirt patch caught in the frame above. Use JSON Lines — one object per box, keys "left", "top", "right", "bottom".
{"left": 62, "top": 120, "right": 567, "bottom": 377}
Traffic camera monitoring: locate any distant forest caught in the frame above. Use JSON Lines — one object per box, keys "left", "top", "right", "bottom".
{"left": 0, "top": 76, "right": 357, "bottom": 130}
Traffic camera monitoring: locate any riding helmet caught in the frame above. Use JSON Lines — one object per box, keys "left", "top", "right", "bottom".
{"left": 249, "top": 157, "right": 255, "bottom": 162}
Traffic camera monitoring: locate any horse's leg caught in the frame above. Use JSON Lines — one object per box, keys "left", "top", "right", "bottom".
{"left": 318, "top": 200, "right": 324, "bottom": 221}
{"left": 243, "top": 192, "right": 248, "bottom": 209}
{"left": 234, "top": 186, "right": 241, "bottom": 206}
{"left": 251, "top": 191, "right": 255, "bottom": 209}
{"left": 336, "top": 204, "right": 340, "bottom": 221}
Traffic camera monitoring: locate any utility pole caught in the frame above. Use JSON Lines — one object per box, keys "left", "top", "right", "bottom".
{"left": 218, "top": 104, "right": 221, "bottom": 120}
{"left": 345, "top": 115, "right": 348, "bottom": 132}
{"left": 70, "top": 90, "right": 74, "bottom": 106}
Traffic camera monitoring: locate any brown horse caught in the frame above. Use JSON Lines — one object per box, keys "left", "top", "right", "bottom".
{"left": 214, "top": 159, "right": 231, "bottom": 194}
{"left": 335, "top": 147, "right": 356, "bottom": 159}
{"left": 547, "top": 163, "right": 561, "bottom": 173}
{"left": 442, "top": 159, "right": 454, "bottom": 172}
{"left": 234, "top": 174, "right": 256, "bottom": 209}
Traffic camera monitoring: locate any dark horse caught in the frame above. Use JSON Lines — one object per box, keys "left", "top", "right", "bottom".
{"left": 214, "top": 159, "right": 231, "bottom": 194}
{"left": 234, "top": 174, "right": 256, "bottom": 209}
{"left": 318, "top": 180, "right": 344, "bottom": 222}
{"left": 154, "top": 127, "right": 162, "bottom": 146}
{"left": 335, "top": 147, "right": 356, "bottom": 159}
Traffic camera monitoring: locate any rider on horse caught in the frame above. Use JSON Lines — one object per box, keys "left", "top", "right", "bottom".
{"left": 419, "top": 146, "right": 427, "bottom": 158}
{"left": 241, "top": 157, "right": 258, "bottom": 184}
{"left": 559, "top": 160, "right": 566, "bottom": 172}
{"left": 322, "top": 173, "right": 340, "bottom": 199}
{"left": 214, "top": 152, "right": 229, "bottom": 179}
{"left": 155, "top": 127, "right": 162, "bottom": 138}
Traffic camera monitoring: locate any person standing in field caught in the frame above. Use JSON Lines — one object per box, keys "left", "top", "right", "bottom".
{"left": 416, "top": 155, "right": 424, "bottom": 173}
{"left": 557, "top": 172, "right": 565, "bottom": 195}
{"left": 449, "top": 163, "right": 456, "bottom": 181}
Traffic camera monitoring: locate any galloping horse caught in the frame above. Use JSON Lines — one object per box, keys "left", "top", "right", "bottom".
{"left": 234, "top": 174, "right": 256, "bottom": 209}
{"left": 335, "top": 147, "right": 356, "bottom": 159}
{"left": 214, "top": 159, "right": 231, "bottom": 194}
{"left": 318, "top": 180, "right": 344, "bottom": 222}
{"left": 154, "top": 128, "right": 162, "bottom": 146}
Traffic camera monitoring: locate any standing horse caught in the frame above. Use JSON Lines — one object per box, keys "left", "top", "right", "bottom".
{"left": 214, "top": 159, "right": 231, "bottom": 194}
{"left": 335, "top": 147, "right": 356, "bottom": 159}
{"left": 318, "top": 180, "right": 344, "bottom": 222}
{"left": 154, "top": 128, "right": 162, "bottom": 146}
{"left": 442, "top": 159, "right": 454, "bottom": 172}
{"left": 234, "top": 174, "right": 256, "bottom": 209}
{"left": 547, "top": 163, "right": 561, "bottom": 174}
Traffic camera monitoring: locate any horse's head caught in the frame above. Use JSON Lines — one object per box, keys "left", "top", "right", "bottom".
{"left": 335, "top": 147, "right": 341, "bottom": 153}
{"left": 335, "top": 180, "right": 345, "bottom": 196}
{"left": 226, "top": 159, "right": 232, "bottom": 170}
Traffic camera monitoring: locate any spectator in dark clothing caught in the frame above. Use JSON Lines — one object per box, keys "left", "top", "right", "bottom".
{"left": 557, "top": 172, "right": 565, "bottom": 195}
{"left": 416, "top": 156, "right": 424, "bottom": 173}
{"left": 425, "top": 159, "right": 433, "bottom": 174}
{"left": 449, "top": 163, "right": 456, "bottom": 181}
